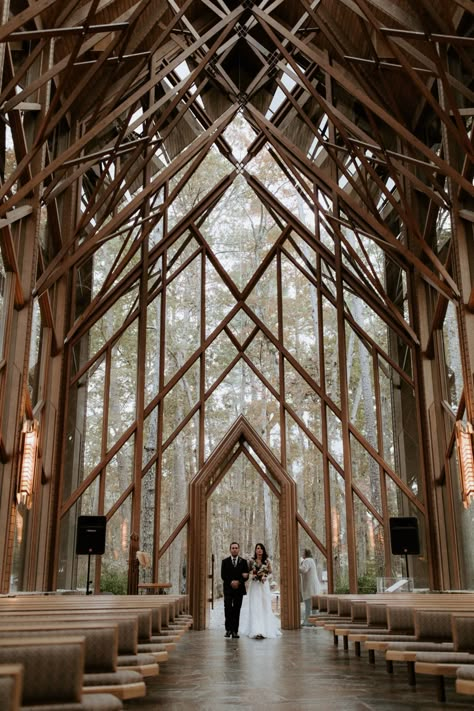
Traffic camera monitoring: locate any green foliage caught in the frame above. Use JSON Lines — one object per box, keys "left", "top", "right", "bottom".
{"left": 335, "top": 579, "right": 350, "bottom": 594}
{"left": 334, "top": 573, "right": 377, "bottom": 594}
{"left": 357, "top": 573, "right": 377, "bottom": 594}
{"left": 100, "top": 568, "right": 128, "bottom": 595}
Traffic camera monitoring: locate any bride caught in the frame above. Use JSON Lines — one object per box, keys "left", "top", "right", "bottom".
{"left": 243, "top": 543, "right": 281, "bottom": 639}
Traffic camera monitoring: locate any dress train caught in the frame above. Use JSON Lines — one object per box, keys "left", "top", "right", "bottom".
{"left": 242, "top": 579, "right": 281, "bottom": 639}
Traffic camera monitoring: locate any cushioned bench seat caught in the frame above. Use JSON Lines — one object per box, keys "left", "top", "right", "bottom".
{"left": 0, "top": 663, "right": 23, "bottom": 711}
{"left": 0, "top": 624, "right": 145, "bottom": 700}
{"left": 456, "top": 664, "right": 474, "bottom": 697}
{"left": 0, "top": 636, "right": 122, "bottom": 710}
{"left": 0, "top": 613, "right": 159, "bottom": 678}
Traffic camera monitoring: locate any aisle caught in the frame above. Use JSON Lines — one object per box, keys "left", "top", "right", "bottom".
{"left": 125, "top": 613, "right": 474, "bottom": 710}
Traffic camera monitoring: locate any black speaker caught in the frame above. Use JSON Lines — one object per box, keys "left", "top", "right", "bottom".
{"left": 389, "top": 517, "right": 420, "bottom": 555}
{"left": 76, "top": 515, "right": 107, "bottom": 555}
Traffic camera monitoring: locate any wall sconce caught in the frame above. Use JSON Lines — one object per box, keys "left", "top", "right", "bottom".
{"left": 17, "top": 420, "right": 39, "bottom": 509}
{"left": 455, "top": 421, "right": 474, "bottom": 507}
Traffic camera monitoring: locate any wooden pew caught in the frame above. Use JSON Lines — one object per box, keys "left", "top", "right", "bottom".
{"left": 0, "top": 611, "right": 161, "bottom": 675}
{"left": 456, "top": 665, "right": 474, "bottom": 698}
{"left": 0, "top": 622, "right": 146, "bottom": 700}
{"left": 0, "top": 636, "right": 122, "bottom": 710}
{"left": 0, "top": 664, "right": 22, "bottom": 711}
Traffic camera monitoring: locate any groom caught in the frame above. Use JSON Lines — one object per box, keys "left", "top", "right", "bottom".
{"left": 221, "top": 542, "right": 249, "bottom": 638}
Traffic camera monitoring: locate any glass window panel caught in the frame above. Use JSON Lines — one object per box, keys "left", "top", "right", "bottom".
{"left": 227, "top": 308, "right": 256, "bottom": 345}
{"left": 329, "top": 464, "right": 348, "bottom": 592}
{"left": 442, "top": 300, "right": 463, "bottom": 412}
{"left": 105, "top": 436, "right": 134, "bottom": 512}
{"left": 160, "top": 417, "right": 198, "bottom": 545}
{"left": 164, "top": 255, "right": 201, "bottom": 384}
{"left": 346, "top": 324, "right": 377, "bottom": 449}
{"left": 298, "top": 526, "right": 327, "bottom": 594}
{"left": 284, "top": 359, "right": 322, "bottom": 443}
{"left": 326, "top": 408, "right": 344, "bottom": 469}
{"left": 395, "top": 381, "right": 422, "bottom": 502}
{"left": 162, "top": 360, "right": 199, "bottom": 444}
{"left": 204, "top": 361, "right": 280, "bottom": 459}
{"left": 353, "top": 495, "right": 384, "bottom": 587}
{"left": 351, "top": 434, "right": 382, "bottom": 515}
{"left": 344, "top": 286, "right": 388, "bottom": 352}
{"left": 286, "top": 414, "right": 325, "bottom": 545}
{"left": 56, "top": 504, "right": 82, "bottom": 590}
{"left": 205, "top": 259, "right": 237, "bottom": 338}
{"left": 436, "top": 207, "right": 452, "bottom": 252}
{"left": 222, "top": 113, "right": 255, "bottom": 162}
{"left": 246, "top": 258, "right": 278, "bottom": 337}
{"left": 145, "top": 294, "right": 161, "bottom": 409}
{"left": 281, "top": 254, "right": 320, "bottom": 384}
{"left": 319, "top": 217, "right": 335, "bottom": 253}
{"left": 27, "top": 298, "right": 42, "bottom": 405}
{"left": 100, "top": 498, "right": 132, "bottom": 594}
{"left": 108, "top": 319, "right": 138, "bottom": 447}
{"left": 89, "top": 284, "right": 140, "bottom": 354}
{"left": 140, "top": 465, "right": 156, "bottom": 567}
{"left": 92, "top": 231, "right": 142, "bottom": 298}
{"left": 166, "top": 232, "right": 200, "bottom": 280}
{"left": 200, "top": 174, "right": 281, "bottom": 292}
{"left": 205, "top": 330, "right": 238, "bottom": 392}
{"left": 63, "top": 358, "right": 106, "bottom": 501}
{"left": 158, "top": 526, "right": 188, "bottom": 595}
{"left": 143, "top": 408, "right": 158, "bottom": 467}
{"left": 247, "top": 148, "right": 315, "bottom": 233}
{"left": 167, "top": 147, "right": 232, "bottom": 233}
{"left": 283, "top": 233, "right": 318, "bottom": 283}
{"left": 378, "top": 355, "right": 396, "bottom": 469}
{"left": 322, "top": 297, "right": 340, "bottom": 406}
{"left": 245, "top": 329, "right": 280, "bottom": 393}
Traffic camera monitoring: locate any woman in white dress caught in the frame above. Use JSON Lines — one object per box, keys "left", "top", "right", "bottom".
{"left": 244, "top": 543, "right": 281, "bottom": 639}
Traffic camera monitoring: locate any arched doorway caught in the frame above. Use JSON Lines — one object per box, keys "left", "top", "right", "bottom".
{"left": 188, "top": 416, "right": 300, "bottom": 630}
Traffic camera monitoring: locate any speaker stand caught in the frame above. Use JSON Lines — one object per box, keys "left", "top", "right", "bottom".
{"left": 403, "top": 551, "right": 409, "bottom": 578}
{"left": 86, "top": 552, "right": 93, "bottom": 595}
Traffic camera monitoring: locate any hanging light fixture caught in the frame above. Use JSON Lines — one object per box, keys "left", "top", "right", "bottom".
{"left": 455, "top": 421, "right": 474, "bottom": 507}
{"left": 17, "top": 420, "right": 39, "bottom": 509}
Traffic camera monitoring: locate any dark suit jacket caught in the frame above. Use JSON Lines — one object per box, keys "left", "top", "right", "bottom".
{"left": 221, "top": 556, "right": 248, "bottom": 596}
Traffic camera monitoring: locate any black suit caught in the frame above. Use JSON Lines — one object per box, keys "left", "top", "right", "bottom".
{"left": 221, "top": 555, "right": 248, "bottom": 635}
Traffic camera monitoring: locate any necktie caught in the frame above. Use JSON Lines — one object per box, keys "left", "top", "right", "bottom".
{"left": 233, "top": 557, "right": 237, "bottom": 567}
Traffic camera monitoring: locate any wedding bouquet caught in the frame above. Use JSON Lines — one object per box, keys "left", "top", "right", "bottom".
{"left": 250, "top": 559, "right": 270, "bottom": 583}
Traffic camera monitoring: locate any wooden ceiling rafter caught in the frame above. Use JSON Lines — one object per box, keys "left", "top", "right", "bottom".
{"left": 355, "top": 1, "right": 474, "bottom": 159}
{"left": 247, "top": 100, "right": 460, "bottom": 305}
{"left": 33, "top": 102, "right": 238, "bottom": 300}
{"left": 248, "top": 13, "right": 466, "bottom": 296}
{"left": 0, "top": 4, "right": 242, "bottom": 217}
{"left": 246, "top": 166, "right": 420, "bottom": 345}
{"left": 253, "top": 6, "right": 474, "bottom": 198}
{"left": 64, "top": 157, "right": 238, "bottom": 348}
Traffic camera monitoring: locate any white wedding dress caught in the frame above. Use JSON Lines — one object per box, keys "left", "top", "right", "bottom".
{"left": 243, "top": 578, "right": 281, "bottom": 639}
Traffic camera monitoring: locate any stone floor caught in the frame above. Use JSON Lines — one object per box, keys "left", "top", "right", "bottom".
{"left": 124, "top": 601, "right": 474, "bottom": 711}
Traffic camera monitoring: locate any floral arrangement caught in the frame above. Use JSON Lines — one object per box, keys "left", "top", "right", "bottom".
{"left": 250, "top": 559, "right": 270, "bottom": 584}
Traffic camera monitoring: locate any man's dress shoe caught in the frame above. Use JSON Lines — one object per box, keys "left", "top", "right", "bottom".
{"left": 232, "top": 633, "right": 239, "bottom": 638}
{"left": 225, "top": 631, "right": 231, "bottom": 637}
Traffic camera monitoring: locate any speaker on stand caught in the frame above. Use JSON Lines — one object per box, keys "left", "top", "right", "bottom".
{"left": 76, "top": 515, "right": 107, "bottom": 594}
{"left": 389, "top": 516, "right": 420, "bottom": 579}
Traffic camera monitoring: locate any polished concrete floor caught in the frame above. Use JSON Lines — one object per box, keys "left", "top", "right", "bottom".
{"left": 125, "top": 623, "right": 474, "bottom": 710}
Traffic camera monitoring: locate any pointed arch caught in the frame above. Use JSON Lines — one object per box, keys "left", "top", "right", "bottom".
{"left": 188, "top": 415, "right": 299, "bottom": 630}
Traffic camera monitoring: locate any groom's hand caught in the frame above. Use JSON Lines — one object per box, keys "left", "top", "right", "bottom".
{"left": 231, "top": 580, "right": 240, "bottom": 589}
